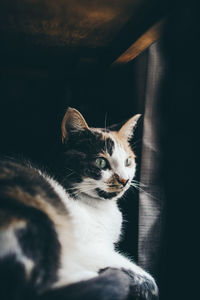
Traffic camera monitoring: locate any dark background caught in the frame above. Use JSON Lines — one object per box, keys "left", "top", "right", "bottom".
{"left": 0, "top": 60, "right": 143, "bottom": 163}
{"left": 0, "top": 53, "right": 146, "bottom": 262}
{"left": 0, "top": 0, "right": 199, "bottom": 299}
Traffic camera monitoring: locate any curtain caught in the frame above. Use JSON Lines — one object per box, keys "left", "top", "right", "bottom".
{"left": 138, "top": 41, "right": 166, "bottom": 279}
{"left": 138, "top": 1, "right": 199, "bottom": 298}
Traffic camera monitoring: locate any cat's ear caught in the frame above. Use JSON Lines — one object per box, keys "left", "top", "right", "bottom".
{"left": 118, "top": 114, "right": 141, "bottom": 141}
{"left": 61, "top": 107, "right": 89, "bottom": 143}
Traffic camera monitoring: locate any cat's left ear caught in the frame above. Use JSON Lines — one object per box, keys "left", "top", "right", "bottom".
{"left": 118, "top": 114, "right": 141, "bottom": 141}
{"left": 61, "top": 107, "right": 89, "bottom": 143}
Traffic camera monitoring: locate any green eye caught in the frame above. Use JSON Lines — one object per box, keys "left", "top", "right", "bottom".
{"left": 96, "top": 157, "right": 108, "bottom": 169}
{"left": 125, "top": 157, "right": 132, "bottom": 167}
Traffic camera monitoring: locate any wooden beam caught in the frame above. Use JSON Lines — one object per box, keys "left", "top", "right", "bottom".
{"left": 113, "top": 19, "right": 165, "bottom": 65}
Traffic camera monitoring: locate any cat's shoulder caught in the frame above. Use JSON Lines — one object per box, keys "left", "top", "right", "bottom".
{"left": 0, "top": 156, "right": 71, "bottom": 214}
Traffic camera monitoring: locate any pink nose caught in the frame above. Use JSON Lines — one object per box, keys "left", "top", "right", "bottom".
{"left": 117, "top": 177, "right": 129, "bottom": 187}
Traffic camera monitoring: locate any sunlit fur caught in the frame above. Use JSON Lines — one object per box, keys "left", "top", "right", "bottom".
{"left": 0, "top": 108, "right": 158, "bottom": 299}
{"left": 53, "top": 108, "right": 158, "bottom": 296}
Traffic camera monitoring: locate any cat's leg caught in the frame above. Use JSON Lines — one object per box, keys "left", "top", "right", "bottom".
{"left": 53, "top": 268, "right": 99, "bottom": 288}
{"left": 0, "top": 206, "right": 62, "bottom": 300}
{"left": 0, "top": 254, "right": 31, "bottom": 300}
{"left": 102, "top": 252, "right": 159, "bottom": 300}
{"left": 37, "top": 268, "right": 131, "bottom": 300}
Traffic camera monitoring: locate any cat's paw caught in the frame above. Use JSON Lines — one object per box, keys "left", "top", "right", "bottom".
{"left": 122, "top": 269, "right": 159, "bottom": 300}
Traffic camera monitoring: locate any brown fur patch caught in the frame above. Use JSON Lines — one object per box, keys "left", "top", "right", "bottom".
{"left": 106, "top": 175, "right": 123, "bottom": 193}
{"left": 0, "top": 167, "right": 15, "bottom": 179}
{"left": 109, "top": 131, "right": 136, "bottom": 159}
{"left": 1, "top": 185, "right": 68, "bottom": 226}
{"left": 0, "top": 211, "right": 26, "bottom": 230}
{"left": 93, "top": 129, "right": 136, "bottom": 170}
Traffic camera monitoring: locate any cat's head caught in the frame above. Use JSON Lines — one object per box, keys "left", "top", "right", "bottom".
{"left": 59, "top": 108, "right": 141, "bottom": 201}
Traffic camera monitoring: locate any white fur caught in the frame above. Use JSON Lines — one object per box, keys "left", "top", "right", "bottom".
{"left": 0, "top": 221, "right": 34, "bottom": 278}
{"left": 70, "top": 139, "right": 136, "bottom": 201}
{"left": 40, "top": 145, "right": 155, "bottom": 290}
{"left": 106, "top": 140, "right": 136, "bottom": 183}
{"left": 34, "top": 137, "right": 156, "bottom": 292}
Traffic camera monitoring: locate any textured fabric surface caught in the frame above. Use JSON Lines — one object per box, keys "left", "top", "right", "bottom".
{"left": 138, "top": 41, "right": 166, "bottom": 276}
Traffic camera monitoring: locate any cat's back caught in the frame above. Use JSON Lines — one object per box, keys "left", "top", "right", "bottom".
{"left": 0, "top": 158, "right": 73, "bottom": 295}
{"left": 0, "top": 158, "right": 71, "bottom": 217}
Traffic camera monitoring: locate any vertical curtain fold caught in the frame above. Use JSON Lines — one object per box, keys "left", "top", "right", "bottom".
{"left": 138, "top": 41, "right": 166, "bottom": 277}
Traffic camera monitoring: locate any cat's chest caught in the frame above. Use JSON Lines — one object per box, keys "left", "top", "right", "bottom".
{"left": 68, "top": 199, "right": 122, "bottom": 247}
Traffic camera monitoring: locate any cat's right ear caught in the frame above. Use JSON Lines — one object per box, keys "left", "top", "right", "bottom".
{"left": 61, "top": 107, "right": 89, "bottom": 143}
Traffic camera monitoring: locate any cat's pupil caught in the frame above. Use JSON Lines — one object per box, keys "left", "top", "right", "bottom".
{"left": 96, "top": 157, "right": 107, "bottom": 169}
{"left": 125, "top": 157, "right": 132, "bottom": 167}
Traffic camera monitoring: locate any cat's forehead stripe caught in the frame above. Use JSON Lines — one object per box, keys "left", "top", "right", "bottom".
{"left": 98, "top": 130, "right": 132, "bottom": 158}
{"left": 92, "top": 129, "right": 115, "bottom": 156}
{"left": 103, "top": 136, "right": 115, "bottom": 156}
{"left": 109, "top": 131, "right": 136, "bottom": 158}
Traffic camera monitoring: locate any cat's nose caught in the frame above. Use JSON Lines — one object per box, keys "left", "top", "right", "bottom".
{"left": 117, "top": 177, "right": 129, "bottom": 187}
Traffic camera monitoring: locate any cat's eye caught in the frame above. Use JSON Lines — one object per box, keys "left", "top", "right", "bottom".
{"left": 96, "top": 157, "right": 108, "bottom": 170}
{"left": 125, "top": 157, "right": 132, "bottom": 167}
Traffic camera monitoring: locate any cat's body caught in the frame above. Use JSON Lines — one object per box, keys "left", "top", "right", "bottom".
{"left": 0, "top": 108, "right": 158, "bottom": 300}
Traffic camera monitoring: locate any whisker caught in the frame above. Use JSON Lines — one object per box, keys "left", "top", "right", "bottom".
{"left": 65, "top": 186, "right": 78, "bottom": 191}
{"left": 104, "top": 112, "right": 108, "bottom": 153}
{"left": 71, "top": 182, "right": 94, "bottom": 195}
{"left": 65, "top": 171, "right": 76, "bottom": 178}
{"left": 104, "top": 112, "right": 108, "bottom": 132}
{"left": 65, "top": 167, "right": 80, "bottom": 176}
{"left": 130, "top": 182, "right": 157, "bottom": 200}
{"left": 131, "top": 139, "right": 142, "bottom": 150}
{"left": 131, "top": 179, "right": 147, "bottom": 188}
{"left": 108, "top": 184, "right": 120, "bottom": 188}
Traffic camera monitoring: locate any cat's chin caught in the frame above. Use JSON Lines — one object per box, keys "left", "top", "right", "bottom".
{"left": 74, "top": 182, "right": 131, "bottom": 202}
{"left": 72, "top": 184, "right": 129, "bottom": 203}
{"left": 77, "top": 189, "right": 121, "bottom": 202}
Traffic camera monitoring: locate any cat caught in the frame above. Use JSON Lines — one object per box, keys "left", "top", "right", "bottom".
{"left": 0, "top": 107, "right": 158, "bottom": 300}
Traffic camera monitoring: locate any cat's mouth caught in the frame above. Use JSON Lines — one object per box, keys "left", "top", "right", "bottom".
{"left": 95, "top": 188, "right": 119, "bottom": 199}
{"left": 106, "top": 181, "right": 131, "bottom": 193}
{"left": 94, "top": 182, "right": 130, "bottom": 200}
{"left": 70, "top": 181, "right": 130, "bottom": 201}
{"left": 107, "top": 184, "right": 123, "bottom": 192}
